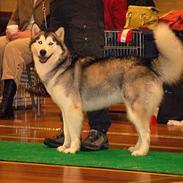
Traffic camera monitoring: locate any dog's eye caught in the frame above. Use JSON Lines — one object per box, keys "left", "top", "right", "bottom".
{"left": 49, "top": 42, "right": 54, "bottom": 46}
{"left": 38, "top": 41, "right": 42, "bottom": 44}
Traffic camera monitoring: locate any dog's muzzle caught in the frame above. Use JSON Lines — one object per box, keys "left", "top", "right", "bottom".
{"left": 38, "top": 49, "right": 52, "bottom": 63}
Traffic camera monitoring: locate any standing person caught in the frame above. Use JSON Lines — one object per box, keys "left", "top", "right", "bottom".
{"left": 104, "top": 0, "right": 127, "bottom": 30}
{"left": 44, "top": 0, "right": 127, "bottom": 151}
{"left": 0, "top": 0, "right": 50, "bottom": 119}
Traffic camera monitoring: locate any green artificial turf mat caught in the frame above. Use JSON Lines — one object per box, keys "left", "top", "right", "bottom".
{"left": 0, "top": 141, "right": 183, "bottom": 175}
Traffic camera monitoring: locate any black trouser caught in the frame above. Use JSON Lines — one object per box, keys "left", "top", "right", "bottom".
{"left": 87, "top": 109, "right": 111, "bottom": 133}
{"left": 157, "top": 83, "right": 183, "bottom": 124}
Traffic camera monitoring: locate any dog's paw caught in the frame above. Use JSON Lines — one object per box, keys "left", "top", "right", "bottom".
{"left": 63, "top": 147, "right": 78, "bottom": 154}
{"left": 57, "top": 145, "right": 67, "bottom": 152}
{"left": 128, "top": 146, "right": 136, "bottom": 152}
{"left": 131, "top": 149, "right": 147, "bottom": 156}
{"left": 57, "top": 146, "right": 77, "bottom": 154}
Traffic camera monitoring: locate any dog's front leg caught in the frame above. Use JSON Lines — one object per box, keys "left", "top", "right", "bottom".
{"left": 58, "top": 104, "right": 83, "bottom": 154}
{"left": 64, "top": 107, "right": 83, "bottom": 154}
{"left": 57, "top": 111, "right": 71, "bottom": 152}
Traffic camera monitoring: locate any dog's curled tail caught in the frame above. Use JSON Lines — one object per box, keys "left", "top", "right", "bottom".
{"left": 153, "top": 23, "right": 183, "bottom": 85}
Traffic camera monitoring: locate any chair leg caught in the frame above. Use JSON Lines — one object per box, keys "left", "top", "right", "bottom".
{"left": 37, "top": 96, "right": 41, "bottom": 116}
{"left": 26, "top": 63, "right": 42, "bottom": 116}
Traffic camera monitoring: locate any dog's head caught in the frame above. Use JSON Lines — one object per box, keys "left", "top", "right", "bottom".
{"left": 30, "top": 24, "right": 68, "bottom": 64}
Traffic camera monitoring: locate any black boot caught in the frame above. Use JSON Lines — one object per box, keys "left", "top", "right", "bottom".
{"left": 0, "top": 79, "right": 17, "bottom": 119}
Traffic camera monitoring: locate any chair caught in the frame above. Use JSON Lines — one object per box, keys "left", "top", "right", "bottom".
{"left": 25, "top": 63, "right": 49, "bottom": 116}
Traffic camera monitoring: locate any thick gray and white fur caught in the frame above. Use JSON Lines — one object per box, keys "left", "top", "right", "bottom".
{"left": 30, "top": 24, "right": 183, "bottom": 156}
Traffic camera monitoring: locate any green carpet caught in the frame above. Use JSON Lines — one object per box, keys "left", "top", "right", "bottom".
{"left": 0, "top": 141, "right": 183, "bottom": 175}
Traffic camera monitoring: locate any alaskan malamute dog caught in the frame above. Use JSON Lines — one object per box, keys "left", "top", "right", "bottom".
{"left": 31, "top": 24, "right": 183, "bottom": 156}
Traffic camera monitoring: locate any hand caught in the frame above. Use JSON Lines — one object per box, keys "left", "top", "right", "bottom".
{"left": 6, "top": 30, "right": 31, "bottom": 41}
{"left": 6, "top": 31, "right": 13, "bottom": 40}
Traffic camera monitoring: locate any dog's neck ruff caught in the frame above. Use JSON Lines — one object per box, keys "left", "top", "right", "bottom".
{"left": 43, "top": 54, "right": 72, "bottom": 85}
{"left": 55, "top": 54, "right": 72, "bottom": 72}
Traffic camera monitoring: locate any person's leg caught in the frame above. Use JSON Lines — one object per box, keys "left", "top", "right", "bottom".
{"left": 0, "top": 79, "right": 17, "bottom": 119}
{"left": 2, "top": 37, "right": 32, "bottom": 85}
{"left": 87, "top": 109, "right": 111, "bottom": 133}
{"left": 0, "top": 36, "right": 9, "bottom": 93}
{"left": 81, "top": 109, "right": 111, "bottom": 150}
{"left": 0, "top": 36, "right": 9, "bottom": 96}
{"left": 0, "top": 37, "right": 32, "bottom": 119}
{"left": 44, "top": 109, "right": 111, "bottom": 151}
{"left": 0, "top": 36, "right": 9, "bottom": 76}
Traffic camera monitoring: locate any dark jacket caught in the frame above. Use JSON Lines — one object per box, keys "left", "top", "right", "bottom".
{"left": 50, "top": 0, "right": 104, "bottom": 58}
{"left": 8, "top": 0, "right": 50, "bottom": 31}
{"left": 127, "top": 0, "right": 155, "bottom": 7}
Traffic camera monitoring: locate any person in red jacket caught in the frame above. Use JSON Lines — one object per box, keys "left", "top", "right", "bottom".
{"left": 104, "top": 0, "right": 127, "bottom": 30}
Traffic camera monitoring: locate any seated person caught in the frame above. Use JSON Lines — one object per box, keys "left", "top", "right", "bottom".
{"left": 0, "top": 0, "right": 50, "bottom": 119}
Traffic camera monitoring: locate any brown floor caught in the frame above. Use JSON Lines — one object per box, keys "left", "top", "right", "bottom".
{"left": 0, "top": 98, "right": 183, "bottom": 183}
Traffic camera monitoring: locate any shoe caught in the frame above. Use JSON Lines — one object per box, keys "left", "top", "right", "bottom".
{"left": 81, "top": 129, "right": 109, "bottom": 151}
{"left": 43, "top": 130, "right": 64, "bottom": 148}
{"left": 0, "top": 107, "right": 14, "bottom": 119}
{"left": 0, "top": 79, "right": 17, "bottom": 120}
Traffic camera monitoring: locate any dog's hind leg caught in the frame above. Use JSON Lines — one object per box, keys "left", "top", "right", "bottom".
{"left": 126, "top": 104, "right": 151, "bottom": 156}
{"left": 128, "top": 128, "right": 141, "bottom": 153}
{"left": 124, "top": 77, "right": 163, "bottom": 156}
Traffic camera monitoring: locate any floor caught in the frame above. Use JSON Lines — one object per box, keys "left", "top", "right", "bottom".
{"left": 0, "top": 98, "right": 183, "bottom": 182}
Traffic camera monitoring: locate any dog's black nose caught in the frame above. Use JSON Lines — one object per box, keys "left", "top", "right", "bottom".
{"left": 40, "top": 49, "right": 47, "bottom": 57}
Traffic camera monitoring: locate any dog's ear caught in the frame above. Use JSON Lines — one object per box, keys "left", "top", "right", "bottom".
{"left": 31, "top": 23, "right": 41, "bottom": 37}
{"left": 55, "top": 27, "right": 65, "bottom": 41}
